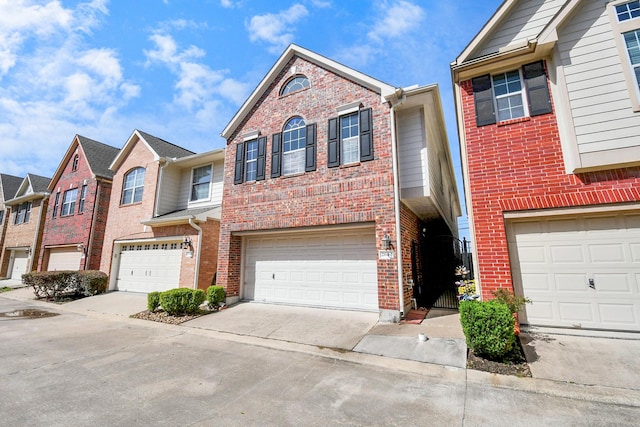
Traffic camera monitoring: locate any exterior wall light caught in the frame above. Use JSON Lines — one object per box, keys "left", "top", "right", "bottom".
{"left": 382, "top": 233, "right": 391, "bottom": 250}
{"left": 182, "top": 236, "right": 193, "bottom": 250}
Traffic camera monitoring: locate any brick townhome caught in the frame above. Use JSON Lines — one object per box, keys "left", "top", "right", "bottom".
{"left": 0, "top": 173, "right": 23, "bottom": 267}
{"left": 0, "top": 174, "right": 51, "bottom": 279}
{"left": 452, "top": 0, "right": 640, "bottom": 333}
{"left": 217, "top": 44, "right": 460, "bottom": 321}
{"left": 38, "top": 135, "right": 119, "bottom": 272}
{"left": 100, "top": 130, "right": 223, "bottom": 292}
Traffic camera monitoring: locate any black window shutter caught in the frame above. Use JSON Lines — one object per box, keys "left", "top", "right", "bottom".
{"left": 256, "top": 136, "right": 266, "bottom": 181}
{"left": 305, "top": 123, "right": 317, "bottom": 172}
{"left": 472, "top": 74, "right": 496, "bottom": 126}
{"left": 523, "top": 61, "right": 552, "bottom": 116}
{"left": 359, "top": 108, "right": 373, "bottom": 161}
{"left": 271, "top": 133, "right": 282, "bottom": 178}
{"left": 327, "top": 117, "right": 339, "bottom": 168}
{"left": 234, "top": 141, "right": 244, "bottom": 184}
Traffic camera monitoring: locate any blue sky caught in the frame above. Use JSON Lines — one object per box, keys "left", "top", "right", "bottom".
{"left": 0, "top": 0, "right": 502, "bottom": 238}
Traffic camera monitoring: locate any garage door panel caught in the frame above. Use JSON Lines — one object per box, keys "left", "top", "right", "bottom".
{"left": 48, "top": 248, "right": 82, "bottom": 271}
{"left": 117, "top": 244, "right": 181, "bottom": 293}
{"left": 509, "top": 213, "right": 640, "bottom": 332}
{"left": 11, "top": 252, "right": 29, "bottom": 279}
{"left": 244, "top": 229, "right": 378, "bottom": 311}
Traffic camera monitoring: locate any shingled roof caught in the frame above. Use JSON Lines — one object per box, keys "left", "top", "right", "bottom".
{"left": 0, "top": 173, "right": 23, "bottom": 201}
{"left": 26, "top": 174, "right": 51, "bottom": 193}
{"left": 77, "top": 135, "right": 120, "bottom": 179}
{"left": 137, "top": 130, "right": 195, "bottom": 159}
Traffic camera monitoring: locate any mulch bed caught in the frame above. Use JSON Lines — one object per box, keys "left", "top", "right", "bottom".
{"left": 130, "top": 308, "right": 218, "bottom": 325}
{"left": 466, "top": 336, "right": 531, "bottom": 377}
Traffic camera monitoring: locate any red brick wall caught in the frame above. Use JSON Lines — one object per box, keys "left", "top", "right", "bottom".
{"left": 399, "top": 202, "right": 420, "bottom": 309}
{"left": 0, "top": 198, "right": 47, "bottom": 276}
{"left": 197, "top": 218, "right": 219, "bottom": 290}
{"left": 460, "top": 77, "right": 640, "bottom": 299}
{"left": 217, "top": 56, "right": 400, "bottom": 310}
{"left": 39, "top": 146, "right": 112, "bottom": 271}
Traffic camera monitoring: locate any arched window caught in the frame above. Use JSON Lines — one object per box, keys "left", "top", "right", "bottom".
{"left": 282, "top": 117, "right": 306, "bottom": 175}
{"left": 280, "top": 75, "right": 310, "bottom": 96}
{"left": 72, "top": 154, "right": 79, "bottom": 171}
{"left": 121, "top": 167, "right": 145, "bottom": 205}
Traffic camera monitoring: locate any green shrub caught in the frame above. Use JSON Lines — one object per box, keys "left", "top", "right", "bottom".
{"left": 148, "top": 292, "right": 161, "bottom": 312}
{"left": 23, "top": 270, "right": 108, "bottom": 301}
{"left": 459, "top": 300, "right": 515, "bottom": 360}
{"left": 159, "top": 288, "right": 206, "bottom": 315}
{"left": 491, "top": 288, "right": 531, "bottom": 314}
{"left": 206, "top": 285, "right": 226, "bottom": 309}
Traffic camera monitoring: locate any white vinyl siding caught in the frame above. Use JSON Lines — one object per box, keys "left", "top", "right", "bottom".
{"left": 507, "top": 212, "right": 640, "bottom": 333}
{"left": 474, "top": 0, "right": 565, "bottom": 59}
{"left": 557, "top": 0, "right": 640, "bottom": 157}
{"left": 398, "top": 107, "right": 427, "bottom": 191}
{"left": 156, "top": 166, "right": 181, "bottom": 215}
{"left": 243, "top": 228, "right": 378, "bottom": 311}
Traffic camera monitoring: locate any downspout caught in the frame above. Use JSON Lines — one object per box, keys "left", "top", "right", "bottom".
{"left": 390, "top": 90, "right": 407, "bottom": 318}
{"left": 85, "top": 179, "right": 101, "bottom": 270}
{"left": 30, "top": 194, "right": 48, "bottom": 272}
{"left": 188, "top": 218, "right": 203, "bottom": 290}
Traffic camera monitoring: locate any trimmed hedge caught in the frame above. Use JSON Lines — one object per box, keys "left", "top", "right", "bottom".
{"left": 206, "top": 285, "right": 226, "bottom": 309}
{"left": 147, "top": 291, "right": 161, "bottom": 312}
{"left": 159, "top": 288, "right": 205, "bottom": 315}
{"left": 459, "top": 300, "right": 515, "bottom": 360}
{"left": 23, "top": 270, "right": 108, "bottom": 301}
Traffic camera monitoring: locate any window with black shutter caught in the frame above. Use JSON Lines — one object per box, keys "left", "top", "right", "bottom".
{"left": 327, "top": 107, "right": 374, "bottom": 167}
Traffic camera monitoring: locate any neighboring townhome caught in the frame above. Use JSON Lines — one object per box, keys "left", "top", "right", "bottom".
{"left": 217, "top": 44, "right": 461, "bottom": 321}
{"left": 451, "top": 0, "right": 640, "bottom": 333}
{"left": 0, "top": 174, "right": 50, "bottom": 279}
{"left": 0, "top": 173, "right": 23, "bottom": 270}
{"left": 38, "top": 135, "right": 119, "bottom": 272}
{"left": 100, "top": 130, "right": 223, "bottom": 292}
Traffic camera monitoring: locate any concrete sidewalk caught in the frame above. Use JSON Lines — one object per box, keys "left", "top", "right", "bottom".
{"left": 2, "top": 286, "right": 639, "bottom": 406}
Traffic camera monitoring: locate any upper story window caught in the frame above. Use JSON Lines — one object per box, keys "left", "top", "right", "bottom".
{"left": 72, "top": 154, "right": 79, "bottom": 172}
{"left": 327, "top": 108, "right": 374, "bottom": 167}
{"left": 471, "top": 61, "right": 552, "bottom": 126}
{"left": 190, "top": 165, "right": 212, "bottom": 201}
{"left": 234, "top": 136, "right": 266, "bottom": 184}
{"left": 78, "top": 184, "right": 87, "bottom": 213}
{"left": 14, "top": 202, "right": 32, "bottom": 225}
{"left": 280, "top": 75, "right": 310, "bottom": 96}
{"left": 245, "top": 140, "right": 258, "bottom": 182}
{"left": 282, "top": 117, "right": 306, "bottom": 175}
{"left": 617, "top": 1, "right": 640, "bottom": 21}
{"left": 624, "top": 30, "right": 640, "bottom": 93}
{"left": 121, "top": 167, "right": 145, "bottom": 205}
{"left": 61, "top": 188, "right": 78, "bottom": 216}
{"left": 0, "top": 209, "right": 4, "bottom": 225}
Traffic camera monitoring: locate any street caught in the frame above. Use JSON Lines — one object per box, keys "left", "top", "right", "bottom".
{"left": 1, "top": 297, "right": 638, "bottom": 426}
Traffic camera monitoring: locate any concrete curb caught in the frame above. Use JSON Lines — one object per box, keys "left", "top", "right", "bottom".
{"left": 2, "top": 290, "right": 639, "bottom": 408}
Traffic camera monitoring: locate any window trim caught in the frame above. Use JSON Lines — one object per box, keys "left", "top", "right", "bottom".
{"left": 609, "top": 0, "right": 640, "bottom": 111}
{"left": 327, "top": 107, "right": 373, "bottom": 168}
{"left": 492, "top": 68, "right": 529, "bottom": 122}
{"left": 121, "top": 167, "right": 146, "bottom": 205}
{"left": 61, "top": 188, "right": 78, "bottom": 217}
{"left": 282, "top": 117, "right": 307, "bottom": 176}
{"left": 189, "top": 164, "right": 213, "bottom": 202}
{"left": 244, "top": 139, "right": 258, "bottom": 182}
{"left": 52, "top": 192, "right": 60, "bottom": 218}
{"left": 78, "top": 184, "right": 87, "bottom": 213}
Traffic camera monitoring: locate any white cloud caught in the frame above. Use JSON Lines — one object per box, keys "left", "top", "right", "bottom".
{"left": 246, "top": 4, "right": 308, "bottom": 53}
{"left": 310, "top": 0, "right": 331, "bottom": 8}
{"left": 367, "top": 1, "right": 425, "bottom": 43}
{"left": 220, "top": 0, "right": 233, "bottom": 8}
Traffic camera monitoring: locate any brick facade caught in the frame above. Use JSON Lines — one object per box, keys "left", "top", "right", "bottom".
{"left": 217, "top": 56, "right": 403, "bottom": 312}
{"left": 38, "top": 147, "right": 113, "bottom": 272}
{"left": 460, "top": 76, "right": 640, "bottom": 299}
{"left": 0, "top": 198, "right": 47, "bottom": 277}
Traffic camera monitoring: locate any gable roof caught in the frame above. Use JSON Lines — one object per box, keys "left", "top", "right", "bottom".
{"left": 109, "top": 129, "right": 195, "bottom": 172}
{"left": 221, "top": 44, "right": 398, "bottom": 140}
{"left": 0, "top": 173, "right": 23, "bottom": 201}
{"left": 7, "top": 173, "right": 51, "bottom": 205}
{"left": 48, "top": 135, "right": 120, "bottom": 191}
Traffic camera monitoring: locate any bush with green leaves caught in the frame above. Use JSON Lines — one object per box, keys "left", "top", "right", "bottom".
{"left": 459, "top": 300, "right": 515, "bottom": 360}
{"left": 159, "top": 288, "right": 205, "bottom": 315}
{"left": 491, "top": 288, "right": 531, "bottom": 314}
{"left": 147, "top": 291, "right": 161, "bottom": 312}
{"left": 23, "top": 270, "right": 108, "bottom": 301}
{"left": 206, "top": 285, "right": 226, "bottom": 309}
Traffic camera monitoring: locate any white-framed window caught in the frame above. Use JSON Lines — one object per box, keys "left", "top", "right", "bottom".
{"left": 0, "top": 209, "right": 4, "bottom": 225}
{"left": 340, "top": 113, "right": 360, "bottom": 165}
{"left": 245, "top": 140, "right": 258, "bottom": 182}
{"left": 282, "top": 117, "right": 306, "bottom": 175}
{"left": 609, "top": 0, "right": 640, "bottom": 110}
{"left": 121, "top": 167, "right": 145, "bottom": 205}
{"left": 280, "top": 75, "right": 310, "bottom": 96}
{"left": 61, "top": 188, "right": 78, "bottom": 216}
{"left": 623, "top": 30, "right": 640, "bottom": 93}
{"left": 492, "top": 69, "right": 527, "bottom": 121}
{"left": 190, "top": 165, "right": 212, "bottom": 201}
{"left": 14, "top": 202, "right": 32, "bottom": 225}
{"left": 616, "top": 0, "right": 640, "bottom": 21}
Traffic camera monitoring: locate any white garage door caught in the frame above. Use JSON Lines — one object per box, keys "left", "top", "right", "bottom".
{"left": 508, "top": 212, "right": 640, "bottom": 332}
{"left": 10, "top": 250, "right": 29, "bottom": 279}
{"left": 48, "top": 247, "right": 82, "bottom": 271}
{"left": 243, "top": 228, "right": 378, "bottom": 311}
{"left": 116, "top": 242, "right": 182, "bottom": 293}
